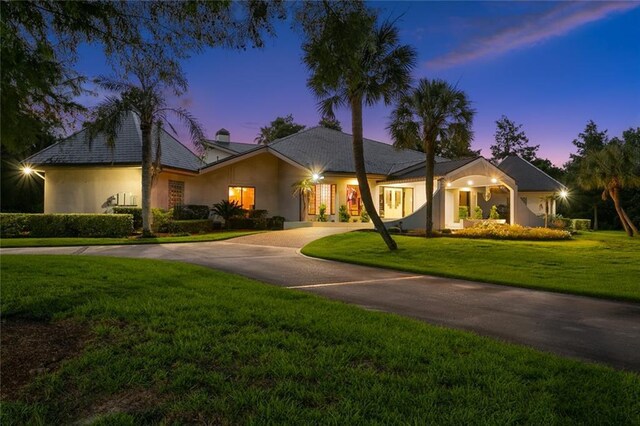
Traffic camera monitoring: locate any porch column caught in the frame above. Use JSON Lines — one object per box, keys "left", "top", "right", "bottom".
{"left": 509, "top": 187, "right": 516, "bottom": 225}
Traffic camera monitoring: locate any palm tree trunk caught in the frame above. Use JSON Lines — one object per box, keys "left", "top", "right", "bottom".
{"left": 424, "top": 135, "right": 435, "bottom": 237}
{"left": 610, "top": 188, "right": 633, "bottom": 237}
{"left": 140, "top": 123, "right": 153, "bottom": 236}
{"left": 351, "top": 97, "right": 397, "bottom": 250}
{"left": 593, "top": 202, "right": 598, "bottom": 231}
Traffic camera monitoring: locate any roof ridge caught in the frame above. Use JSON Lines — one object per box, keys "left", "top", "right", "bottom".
{"left": 268, "top": 126, "right": 318, "bottom": 146}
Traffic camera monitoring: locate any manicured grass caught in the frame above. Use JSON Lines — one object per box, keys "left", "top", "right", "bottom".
{"left": 0, "top": 231, "right": 259, "bottom": 248}
{"left": 1, "top": 255, "right": 639, "bottom": 424}
{"left": 302, "top": 231, "right": 640, "bottom": 302}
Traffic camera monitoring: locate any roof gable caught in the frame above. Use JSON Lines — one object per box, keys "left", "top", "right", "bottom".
{"left": 498, "top": 155, "right": 565, "bottom": 192}
{"left": 25, "top": 111, "right": 203, "bottom": 172}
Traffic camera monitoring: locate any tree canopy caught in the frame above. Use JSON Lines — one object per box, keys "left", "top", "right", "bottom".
{"left": 254, "top": 115, "right": 306, "bottom": 144}
{"left": 1, "top": 0, "right": 284, "bottom": 152}
{"left": 490, "top": 115, "right": 539, "bottom": 162}
{"left": 318, "top": 116, "right": 343, "bottom": 131}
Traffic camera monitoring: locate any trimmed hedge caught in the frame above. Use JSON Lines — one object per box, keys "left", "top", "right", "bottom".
{"left": 0, "top": 213, "right": 133, "bottom": 238}
{"left": 162, "top": 220, "right": 214, "bottom": 234}
{"left": 113, "top": 207, "right": 143, "bottom": 229}
{"left": 173, "top": 205, "right": 210, "bottom": 220}
{"left": 227, "top": 216, "right": 267, "bottom": 230}
{"left": 572, "top": 219, "right": 591, "bottom": 230}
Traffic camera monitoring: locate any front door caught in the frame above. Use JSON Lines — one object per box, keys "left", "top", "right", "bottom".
{"left": 384, "top": 187, "right": 404, "bottom": 219}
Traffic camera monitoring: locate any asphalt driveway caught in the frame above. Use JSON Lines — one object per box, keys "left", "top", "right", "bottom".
{"left": 3, "top": 228, "right": 640, "bottom": 371}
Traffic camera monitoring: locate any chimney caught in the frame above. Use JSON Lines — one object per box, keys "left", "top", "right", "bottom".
{"left": 215, "top": 128, "right": 230, "bottom": 142}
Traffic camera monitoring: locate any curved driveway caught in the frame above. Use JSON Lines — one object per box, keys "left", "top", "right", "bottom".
{"left": 3, "top": 228, "right": 640, "bottom": 371}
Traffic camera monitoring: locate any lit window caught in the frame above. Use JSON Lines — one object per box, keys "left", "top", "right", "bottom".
{"left": 308, "top": 184, "right": 335, "bottom": 215}
{"left": 229, "top": 186, "right": 255, "bottom": 209}
{"left": 169, "top": 180, "right": 184, "bottom": 209}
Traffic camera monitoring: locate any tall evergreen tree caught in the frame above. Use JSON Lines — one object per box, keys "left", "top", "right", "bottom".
{"left": 255, "top": 115, "right": 306, "bottom": 144}
{"left": 490, "top": 115, "right": 539, "bottom": 162}
{"left": 318, "top": 116, "right": 342, "bottom": 131}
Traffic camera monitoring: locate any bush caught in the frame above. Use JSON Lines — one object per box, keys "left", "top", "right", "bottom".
{"left": 473, "top": 206, "right": 483, "bottom": 220}
{"left": 152, "top": 208, "right": 174, "bottom": 232}
{"left": 452, "top": 222, "right": 571, "bottom": 241}
{"left": 227, "top": 216, "right": 268, "bottom": 230}
{"left": 0, "top": 213, "right": 133, "bottom": 238}
{"left": 173, "top": 205, "right": 210, "bottom": 220}
{"left": 165, "top": 220, "right": 214, "bottom": 234}
{"left": 572, "top": 219, "right": 591, "bottom": 231}
{"left": 550, "top": 215, "right": 572, "bottom": 230}
{"left": 360, "top": 208, "right": 370, "bottom": 223}
{"left": 0, "top": 214, "right": 30, "bottom": 237}
{"left": 458, "top": 206, "right": 469, "bottom": 220}
{"left": 339, "top": 205, "right": 350, "bottom": 222}
{"left": 489, "top": 205, "right": 500, "bottom": 220}
{"left": 318, "top": 204, "right": 328, "bottom": 222}
{"left": 247, "top": 209, "right": 268, "bottom": 219}
{"left": 113, "top": 207, "right": 143, "bottom": 229}
{"left": 268, "top": 216, "right": 285, "bottom": 230}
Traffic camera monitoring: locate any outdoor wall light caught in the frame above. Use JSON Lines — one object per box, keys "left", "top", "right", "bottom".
{"left": 491, "top": 178, "right": 498, "bottom": 184}
{"left": 559, "top": 189, "right": 568, "bottom": 199}
{"left": 467, "top": 180, "right": 473, "bottom": 185}
{"left": 446, "top": 182, "right": 452, "bottom": 187}
{"left": 311, "top": 173, "right": 324, "bottom": 182}
{"left": 22, "top": 166, "right": 44, "bottom": 179}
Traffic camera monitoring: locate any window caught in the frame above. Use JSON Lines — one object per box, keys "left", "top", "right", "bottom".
{"left": 168, "top": 180, "right": 184, "bottom": 208}
{"left": 346, "top": 185, "right": 362, "bottom": 216}
{"left": 229, "top": 186, "right": 255, "bottom": 209}
{"left": 308, "top": 184, "right": 336, "bottom": 215}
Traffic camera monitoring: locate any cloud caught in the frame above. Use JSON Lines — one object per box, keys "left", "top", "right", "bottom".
{"left": 426, "top": 2, "right": 640, "bottom": 69}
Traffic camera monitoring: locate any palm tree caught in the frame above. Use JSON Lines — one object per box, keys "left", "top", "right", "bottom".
{"left": 578, "top": 140, "right": 640, "bottom": 236}
{"left": 211, "top": 200, "right": 245, "bottom": 226}
{"left": 388, "top": 78, "right": 475, "bottom": 237}
{"left": 292, "top": 178, "right": 314, "bottom": 221}
{"left": 302, "top": 5, "right": 416, "bottom": 250}
{"left": 86, "top": 62, "right": 206, "bottom": 236}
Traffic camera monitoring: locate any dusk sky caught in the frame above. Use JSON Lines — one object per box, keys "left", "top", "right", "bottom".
{"left": 76, "top": 1, "right": 640, "bottom": 166}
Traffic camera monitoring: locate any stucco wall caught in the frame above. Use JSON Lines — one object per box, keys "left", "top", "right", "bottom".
{"left": 43, "top": 166, "right": 142, "bottom": 213}
{"left": 203, "top": 147, "right": 233, "bottom": 165}
{"left": 519, "top": 191, "right": 556, "bottom": 216}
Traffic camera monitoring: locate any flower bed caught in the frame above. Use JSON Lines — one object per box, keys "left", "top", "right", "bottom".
{"left": 451, "top": 222, "right": 571, "bottom": 241}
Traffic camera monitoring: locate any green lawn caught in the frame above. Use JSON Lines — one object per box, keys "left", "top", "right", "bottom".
{"left": 1, "top": 256, "right": 639, "bottom": 424}
{"left": 0, "top": 231, "right": 259, "bottom": 248}
{"left": 302, "top": 231, "right": 640, "bottom": 302}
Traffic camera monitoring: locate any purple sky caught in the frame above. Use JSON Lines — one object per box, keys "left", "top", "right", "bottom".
{"left": 75, "top": 1, "right": 640, "bottom": 166}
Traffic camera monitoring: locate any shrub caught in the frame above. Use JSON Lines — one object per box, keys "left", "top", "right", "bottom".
{"left": 0, "top": 214, "right": 30, "bottom": 237}
{"left": 572, "top": 219, "right": 591, "bottom": 231}
{"left": 152, "top": 208, "right": 173, "bottom": 232}
{"left": 550, "top": 215, "right": 572, "bottom": 230}
{"left": 473, "top": 206, "right": 483, "bottom": 219}
{"left": 489, "top": 205, "right": 500, "bottom": 220}
{"left": 173, "top": 205, "right": 210, "bottom": 220}
{"left": 360, "top": 208, "right": 370, "bottom": 223}
{"left": 458, "top": 206, "right": 469, "bottom": 220}
{"left": 268, "top": 216, "right": 285, "bottom": 230}
{"left": 113, "top": 207, "right": 143, "bottom": 229}
{"left": 227, "top": 216, "right": 267, "bottom": 230}
{"left": 452, "top": 222, "right": 571, "bottom": 241}
{"left": 338, "top": 205, "right": 350, "bottom": 222}
{"left": 166, "top": 220, "right": 214, "bottom": 234}
{"left": 247, "top": 209, "right": 268, "bottom": 219}
{"left": 212, "top": 200, "right": 245, "bottom": 224}
{"left": 318, "top": 204, "right": 328, "bottom": 222}
{"left": 0, "top": 213, "right": 133, "bottom": 238}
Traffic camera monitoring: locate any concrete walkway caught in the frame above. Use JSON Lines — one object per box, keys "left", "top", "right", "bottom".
{"left": 3, "top": 228, "right": 640, "bottom": 371}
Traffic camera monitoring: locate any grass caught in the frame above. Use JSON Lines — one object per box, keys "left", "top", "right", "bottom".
{"left": 1, "top": 255, "right": 639, "bottom": 424}
{"left": 302, "top": 231, "right": 640, "bottom": 302}
{"left": 0, "top": 231, "right": 259, "bottom": 248}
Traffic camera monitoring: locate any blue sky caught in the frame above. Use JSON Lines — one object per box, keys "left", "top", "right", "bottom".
{"left": 75, "top": 1, "right": 640, "bottom": 166}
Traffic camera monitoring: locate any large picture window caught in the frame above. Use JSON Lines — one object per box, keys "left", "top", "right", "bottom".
{"left": 308, "top": 184, "right": 336, "bottom": 215}
{"left": 168, "top": 180, "right": 184, "bottom": 209}
{"left": 229, "top": 186, "right": 255, "bottom": 209}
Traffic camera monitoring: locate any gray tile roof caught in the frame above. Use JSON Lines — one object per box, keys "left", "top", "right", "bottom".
{"left": 389, "top": 157, "right": 479, "bottom": 180}
{"left": 25, "top": 111, "right": 203, "bottom": 172}
{"left": 498, "top": 155, "right": 565, "bottom": 192}
{"left": 266, "top": 126, "right": 431, "bottom": 175}
{"left": 205, "top": 140, "right": 257, "bottom": 154}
